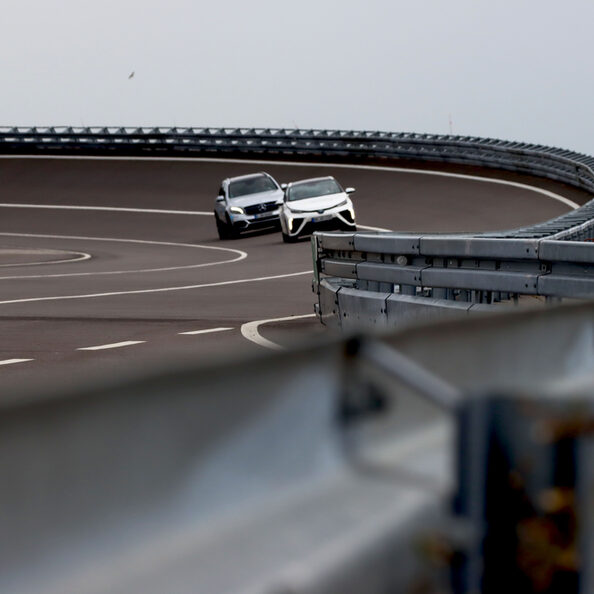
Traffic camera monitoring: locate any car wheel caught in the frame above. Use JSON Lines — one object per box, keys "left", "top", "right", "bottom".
{"left": 282, "top": 231, "right": 297, "bottom": 243}
{"left": 215, "top": 214, "right": 230, "bottom": 240}
{"left": 225, "top": 215, "right": 239, "bottom": 239}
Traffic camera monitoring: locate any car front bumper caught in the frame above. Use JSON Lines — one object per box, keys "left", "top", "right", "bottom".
{"left": 229, "top": 210, "right": 281, "bottom": 231}
{"left": 284, "top": 207, "right": 356, "bottom": 237}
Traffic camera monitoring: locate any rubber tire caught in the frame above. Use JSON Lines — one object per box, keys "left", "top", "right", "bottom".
{"left": 282, "top": 231, "right": 297, "bottom": 243}
{"left": 215, "top": 214, "right": 230, "bottom": 240}
{"left": 225, "top": 215, "right": 239, "bottom": 239}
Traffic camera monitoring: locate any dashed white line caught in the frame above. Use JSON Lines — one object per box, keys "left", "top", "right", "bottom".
{"left": 179, "top": 327, "right": 233, "bottom": 336}
{"left": 77, "top": 341, "right": 146, "bottom": 351}
{"left": 241, "top": 313, "right": 317, "bottom": 350}
{"left": 0, "top": 358, "right": 34, "bottom": 366}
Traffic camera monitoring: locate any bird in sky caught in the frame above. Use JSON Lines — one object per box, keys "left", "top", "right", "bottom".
{"left": 128, "top": 71, "right": 135, "bottom": 79}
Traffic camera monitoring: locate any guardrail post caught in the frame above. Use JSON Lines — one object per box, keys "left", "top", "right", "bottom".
{"left": 453, "top": 395, "right": 591, "bottom": 593}
{"left": 311, "top": 234, "right": 320, "bottom": 289}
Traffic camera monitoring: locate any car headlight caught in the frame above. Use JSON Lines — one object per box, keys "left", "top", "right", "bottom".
{"left": 229, "top": 206, "right": 244, "bottom": 215}
{"left": 335, "top": 199, "right": 348, "bottom": 208}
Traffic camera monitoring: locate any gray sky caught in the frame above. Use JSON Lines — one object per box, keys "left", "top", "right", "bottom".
{"left": 3, "top": 0, "right": 594, "bottom": 154}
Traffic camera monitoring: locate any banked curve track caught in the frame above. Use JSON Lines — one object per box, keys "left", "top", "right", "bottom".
{"left": 0, "top": 154, "right": 589, "bottom": 390}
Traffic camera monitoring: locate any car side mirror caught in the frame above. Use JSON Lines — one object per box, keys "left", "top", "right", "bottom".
{"left": 216, "top": 195, "right": 224, "bottom": 202}
{"left": 345, "top": 187, "right": 355, "bottom": 194}
{"left": 281, "top": 183, "right": 288, "bottom": 190}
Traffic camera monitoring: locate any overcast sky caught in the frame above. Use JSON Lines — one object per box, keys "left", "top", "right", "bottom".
{"left": 3, "top": 0, "right": 594, "bottom": 154}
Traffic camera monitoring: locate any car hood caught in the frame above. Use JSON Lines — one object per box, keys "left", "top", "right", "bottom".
{"left": 285, "top": 192, "right": 347, "bottom": 213}
{"left": 228, "top": 189, "right": 283, "bottom": 208}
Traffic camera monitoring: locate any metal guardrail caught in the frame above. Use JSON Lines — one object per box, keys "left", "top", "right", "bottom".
{"left": 313, "top": 231, "right": 594, "bottom": 330}
{"left": 2, "top": 127, "right": 594, "bottom": 590}
{"left": 2, "top": 298, "right": 593, "bottom": 594}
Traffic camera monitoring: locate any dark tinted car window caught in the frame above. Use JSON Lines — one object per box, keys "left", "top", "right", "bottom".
{"left": 287, "top": 178, "right": 342, "bottom": 202}
{"left": 228, "top": 176, "right": 277, "bottom": 198}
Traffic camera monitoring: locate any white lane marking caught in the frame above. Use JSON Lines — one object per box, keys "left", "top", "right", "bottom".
{"left": 358, "top": 224, "right": 391, "bottom": 232}
{"left": 0, "top": 250, "right": 91, "bottom": 268}
{"left": 179, "top": 327, "right": 232, "bottom": 336}
{"left": 0, "top": 233, "right": 246, "bottom": 279}
{"left": 0, "top": 206, "right": 390, "bottom": 236}
{"left": 1, "top": 154, "right": 580, "bottom": 209}
{"left": 241, "top": 313, "right": 317, "bottom": 350}
{"left": 0, "top": 270, "right": 313, "bottom": 306}
{"left": 0, "top": 204, "right": 212, "bottom": 216}
{"left": 77, "top": 340, "right": 146, "bottom": 351}
{"left": 0, "top": 358, "right": 34, "bottom": 366}
{"left": 0, "top": 206, "right": 392, "bottom": 234}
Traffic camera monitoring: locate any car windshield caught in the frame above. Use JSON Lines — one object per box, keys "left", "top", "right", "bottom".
{"left": 287, "top": 178, "right": 342, "bottom": 202}
{"left": 228, "top": 176, "right": 277, "bottom": 198}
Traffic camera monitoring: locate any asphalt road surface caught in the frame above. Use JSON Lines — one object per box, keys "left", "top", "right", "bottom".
{"left": 0, "top": 155, "right": 589, "bottom": 392}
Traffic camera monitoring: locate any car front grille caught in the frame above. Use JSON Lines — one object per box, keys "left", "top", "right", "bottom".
{"left": 244, "top": 201, "right": 278, "bottom": 216}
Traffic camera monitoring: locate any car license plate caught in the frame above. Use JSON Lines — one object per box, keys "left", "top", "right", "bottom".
{"left": 312, "top": 215, "right": 332, "bottom": 223}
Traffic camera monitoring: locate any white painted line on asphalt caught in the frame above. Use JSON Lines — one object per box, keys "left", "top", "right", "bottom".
{"left": 1, "top": 154, "right": 580, "bottom": 209}
{"left": 0, "top": 358, "right": 34, "bottom": 366}
{"left": 0, "top": 204, "right": 212, "bottom": 216}
{"left": 179, "top": 327, "right": 232, "bottom": 336}
{"left": 0, "top": 250, "right": 91, "bottom": 268}
{"left": 241, "top": 313, "right": 317, "bottom": 350}
{"left": 77, "top": 341, "right": 146, "bottom": 351}
{"left": 358, "top": 224, "right": 391, "bottom": 232}
{"left": 0, "top": 205, "right": 390, "bottom": 231}
{"left": 0, "top": 233, "right": 247, "bottom": 279}
{"left": 0, "top": 270, "right": 313, "bottom": 306}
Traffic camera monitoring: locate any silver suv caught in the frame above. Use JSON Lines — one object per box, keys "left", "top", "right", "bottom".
{"left": 214, "top": 172, "right": 284, "bottom": 239}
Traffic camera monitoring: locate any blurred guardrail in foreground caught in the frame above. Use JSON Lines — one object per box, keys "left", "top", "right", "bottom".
{"left": 1, "top": 302, "right": 593, "bottom": 594}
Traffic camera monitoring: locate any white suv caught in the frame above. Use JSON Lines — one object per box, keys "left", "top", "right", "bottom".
{"left": 279, "top": 176, "right": 356, "bottom": 242}
{"left": 214, "top": 172, "right": 283, "bottom": 239}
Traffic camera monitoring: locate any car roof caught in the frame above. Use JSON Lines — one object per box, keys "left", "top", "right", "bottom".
{"left": 225, "top": 172, "right": 273, "bottom": 184}
{"left": 286, "top": 176, "right": 336, "bottom": 188}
